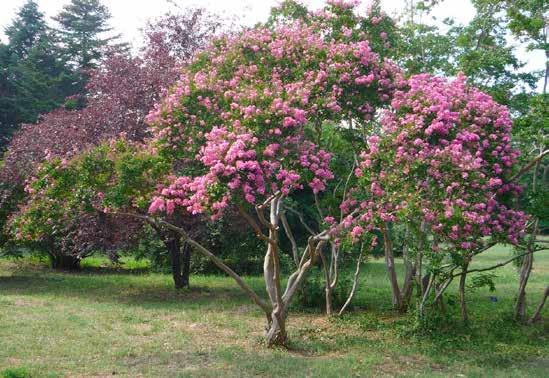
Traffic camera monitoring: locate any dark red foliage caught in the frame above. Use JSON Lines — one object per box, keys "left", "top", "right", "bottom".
{"left": 0, "top": 8, "right": 223, "bottom": 257}
{"left": 0, "top": 7, "right": 222, "bottom": 187}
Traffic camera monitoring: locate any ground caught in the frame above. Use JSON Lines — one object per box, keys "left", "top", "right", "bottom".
{"left": 0, "top": 244, "right": 547, "bottom": 377}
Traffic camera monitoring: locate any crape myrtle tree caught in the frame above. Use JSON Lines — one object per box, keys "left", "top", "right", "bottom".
{"left": 390, "top": 0, "right": 548, "bottom": 321}
{"left": 339, "top": 73, "right": 544, "bottom": 320}
{"left": 0, "top": 8, "right": 222, "bottom": 272}
{"left": 144, "top": 0, "right": 402, "bottom": 345}
{"left": 145, "top": 0, "right": 536, "bottom": 337}
{"left": 261, "top": 0, "right": 402, "bottom": 317}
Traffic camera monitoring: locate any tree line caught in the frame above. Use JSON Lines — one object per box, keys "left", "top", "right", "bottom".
{"left": 0, "top": 0, "right": 128, "bottom": 149}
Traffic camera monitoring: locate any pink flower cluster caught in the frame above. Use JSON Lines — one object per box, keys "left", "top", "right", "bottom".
{"left": 147, "top": 17, "right": 401, "bottom": 219}
{"left": 344, "top": 74, "right": 528, "bottom": 251}
{"left": 149, "top": 126, "right": 335, "bottom": 219}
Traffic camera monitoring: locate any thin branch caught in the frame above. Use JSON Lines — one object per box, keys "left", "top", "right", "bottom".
{"left": 419, "top": 273, "right": 435, "bottom": 316}
{"left": 329, "top": 242, "right": 339, "bottom": 289}
{"left": 432, "top": 275, "right": 454, "bottom": 305}
{"left": 118, "top": 212, "right": 272, "bottom": 316}
{"left": 340, "top": 161, "right": 356, "bottom": 222}
{"left": 439, "top": 242, "right": 497, "bottom": 271}
{"left": 528, "top": 286, "right": 549, "bottom": 324}
{"left": 509, "top": 149, "right": 549, "bottom": 182}
{"left": 313, "top": 192, "right": 324, "bottom": 220}
{"left": 255, "top": 204, "right": 271, "bottom": 228}
{"left": 237, "top": 205, "right": 276, "bottom": 244}
{"left": 338, "top": 243, "right": 364, "bottom": 315}
{"left": 283, "top": 205, "right": 317, "bottom": 235}
{"left": 280, "top": 211, "right": 299, "bottom": 266}
{"left": 450, "top": 247, "right": 548, "bottom": 278}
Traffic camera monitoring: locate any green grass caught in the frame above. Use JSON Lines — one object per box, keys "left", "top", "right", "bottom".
{"left": 0, "top": 245, "right": 547, "bottom": 377}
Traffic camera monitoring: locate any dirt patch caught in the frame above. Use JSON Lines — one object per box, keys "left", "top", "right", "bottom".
{"left": 372, "top": 354, "right": 438, "bottom": 376}
{"left": 12, "top": 297, "right": 46, "bottom": 307}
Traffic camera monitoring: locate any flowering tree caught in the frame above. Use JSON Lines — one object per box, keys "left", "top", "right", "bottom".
{"left": 340, "top": 73, "right": 531, "bottom": 318}
{"left": 8, "top": 140, "right": 170, "bottom": 268}
{"left": 0, "top": 8, "right": 221, "bottom": 270}
{"left": 7, "top": 0, "right": 538, "bottom": 343}
{"left": 143, "top": 0, "right": 402, "bottom": 345}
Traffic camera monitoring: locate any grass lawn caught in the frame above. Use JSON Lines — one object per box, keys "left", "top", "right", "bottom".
{"left": 0, "top": 244, "right": 547, "bottom": 377}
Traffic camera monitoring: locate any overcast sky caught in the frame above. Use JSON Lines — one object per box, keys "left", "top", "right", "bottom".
{"left": 0, "top": 0, "right": 477, "bottom": 45}
{"left": 0, "top": 0, "right": 544, "bottom": 89}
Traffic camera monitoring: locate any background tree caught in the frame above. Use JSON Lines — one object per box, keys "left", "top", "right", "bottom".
{"left": 0, "top": 0, "right": 75, "bottom": 150}
{"left": 52, "top": 0, "right": 128, "bottom": 100}
{"left": 505, "top": 0, "right": 548, "bottom": 93}
{"left": 394, "top": 0, "right": 454, "bottom": 75}
{"left": 1, "top": 7, "right": 227, "bottom": 276}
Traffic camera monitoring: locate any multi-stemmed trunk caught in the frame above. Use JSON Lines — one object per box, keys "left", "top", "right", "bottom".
{"left": 263, "top": 196, "right": 287, "bottom": 345}
{"left": 261, "top": 196, "right": 330, "bottom": 346}
{"left": 381, "top": 223, "right": 415, "bottom": 312}
{"left": 130, "top": 194, "right": 330, "bottom": 347}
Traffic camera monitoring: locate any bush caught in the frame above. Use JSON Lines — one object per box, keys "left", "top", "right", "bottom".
{"left": 130, "top": 220, "right": 275, "bottom": 276}
{"left": 295, "top": 268, "right": 354, "bottom": 311}
{"left": 1, "top": 368, "right": 31, "bottom": 378}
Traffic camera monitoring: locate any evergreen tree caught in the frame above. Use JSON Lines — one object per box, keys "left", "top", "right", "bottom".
{"left": 4, "top": 0, "right": 47, "bottom": 58}
{"left": 0, "top": 43, "right": 17, "bottom": 147}
{"left": 0, "top": 0, "right": 76, "bottom": 150}
{"left": 53, "top": 0, "right": 127, "bottom": 70}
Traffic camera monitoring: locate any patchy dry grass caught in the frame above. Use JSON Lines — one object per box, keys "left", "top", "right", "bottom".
{"left": 0, "top": 245, "right": 547, "bottom": 377}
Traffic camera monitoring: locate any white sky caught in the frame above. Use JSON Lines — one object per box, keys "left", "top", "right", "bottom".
{"left": 0, "top": 0, "right": 477, "bottom": 45}
{"left": 0, "top": 0, "right": 545, "bottom": 89}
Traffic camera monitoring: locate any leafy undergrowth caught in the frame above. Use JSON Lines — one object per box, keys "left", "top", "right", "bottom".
{"left": 0, "top": 245, "right": 547, "bottom": 377}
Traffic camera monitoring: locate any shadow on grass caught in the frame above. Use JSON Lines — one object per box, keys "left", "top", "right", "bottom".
{"left": 0, "top": 266, "right": 266, "bottom": 311}
{"left": 0, "top": 257, "right": 547, "bottom": 374}
{"left": 79, "top": 264, "right": 152, "bottom": 275}
{"left": 336, "top": 305, "right": 548, "bottom": 370}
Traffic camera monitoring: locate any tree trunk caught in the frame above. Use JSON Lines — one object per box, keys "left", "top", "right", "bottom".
{"left": 528, "top": 286, "right": 548, "bottom": 324}
{"left": 515, "top": 251, "right": 533, "bottom": 322}
{"left": 422, "top": 273, "right": 431, "bottom": 295}
{"left": 381, "top": 223, "right": 402, "bottom": 309}
{"left": 319, "top": 248, "right": 333, "bottom": 316}
{"left": 181, "top": 241, "right": 191, "bottom": 288}
{"left": 166, "top": 236, "right": 188, "bottom": 289}
{"left": 459, "top": 263, "right": 469, "bottom": 323}
{"left": 51, "top": 254, "right": 81, "bottom": 270}
{"left": 265, "top": 312, "right": 286, "bottom": 347}
{"left": 263, "top": 197, "right": 286, "bottom": 346}
{"left": 515, "top": 158, "right": 541, "bottom": 321}
{"left": 399, "top": 241, "right": 415, "bottom": 313}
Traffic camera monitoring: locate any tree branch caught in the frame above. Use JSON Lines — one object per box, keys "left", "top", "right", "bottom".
{"left": 509, "top": 149, "right": 549, "bottom": 182}
{"left": 237, "top": 205, "right": 276, "bottom": 244}
{"left": 117, "top": 212, "right": 272, "bottom": 316}
{"left": 450, "top": 247, "right": 548, "bottom": 278}
{"left": 280, "top": 211, "right": 299, "bottom": 266}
